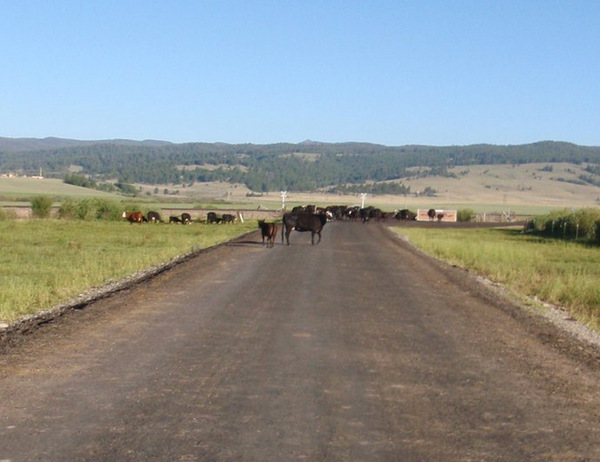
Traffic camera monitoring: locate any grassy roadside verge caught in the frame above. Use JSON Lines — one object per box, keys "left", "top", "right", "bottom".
{"left": 0, "top": 220, "right": 257, "bottom": 322}
{"left": 392, "top": 226, "right": 600, "bottom": 330}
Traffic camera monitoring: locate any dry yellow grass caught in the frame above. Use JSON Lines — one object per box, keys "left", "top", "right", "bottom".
{"left": 398, "top": 163, "right": 599, "bottom": 209}
{"left": 150, "top": 162, "right": 599, "bottom": 213}
{"left": 2, "top": 162, "right": 599, "bottom": 214}
{"left": 395, "top": 226, "right": 600, "bottom": 330}
{"left": 0, "top": 177, "right": 118, "bottom": 200}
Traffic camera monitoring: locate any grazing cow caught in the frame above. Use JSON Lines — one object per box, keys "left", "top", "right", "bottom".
{"left": 221, "top": 213, "right": 236, "bottom": 224}
{"left": 147, "top": 211, "right": 162, "bottom": 223}
{"left": 394, "top": 209, "right": 417, "bottom": 221}
{"left": 206, "top": 212, "right": 221, "bottom": 224}
{"left": 427, "top": 208, "right": 436, "bottom": 221}
{"left": 181, "top": 212, "right": 192, "bottom": 224}
{"left": 258, "top": 220, "right": 278, "bottom": 248}
{"left": 123, "top": 211, "right": 144, "bottom": 224}
{"left": 169, "top": 216, "right": 182, "bottom": 224}
{"left": 281, "top": 211, "right": 327, "bottom": 245}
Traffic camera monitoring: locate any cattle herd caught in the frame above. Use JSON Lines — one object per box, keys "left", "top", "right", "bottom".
{"left": 256, "top": 204, "right": 422, "bottom": 248}
{"left": 123, "top": 204, "right": 425, "bottom": 247}
{"left": 122, "top": 211, "right": 232, "bottom": 225}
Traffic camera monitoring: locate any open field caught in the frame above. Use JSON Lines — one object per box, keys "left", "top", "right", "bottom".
{"left": 0, "top": 177, "right": 120, "bottom": 202}
{"left": 1, "top": 166, "right": 598, "bottom": 328}
{"left": 140, "top": 162, "right": 600, "bottom": 213}
{"left": 398, "top": 162, "right": 600, "bottom": 210}
{"left": 2, "top": 161, "right": 599, "bottom": 215}
{"left": 0, "top": 219, "right": 256, "bottom": 323}
{"left": 392, "top": 225, "right": 600, "bottom": 330}
{"left": 2, "top": 215, "right": 599, "bottom": 335}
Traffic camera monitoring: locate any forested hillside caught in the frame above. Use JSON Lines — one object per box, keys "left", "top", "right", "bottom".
{"left": 1, "top": 138, "right": 600, "bottom": 193}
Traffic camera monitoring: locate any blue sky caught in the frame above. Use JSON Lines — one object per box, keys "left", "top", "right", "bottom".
{"left": 2, "top": 1, "right": 599, "bottom": 146}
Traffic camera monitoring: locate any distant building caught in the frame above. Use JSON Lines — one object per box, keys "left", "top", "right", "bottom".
{"left": 30, "top": 168, "right": 44, "bottom": 179}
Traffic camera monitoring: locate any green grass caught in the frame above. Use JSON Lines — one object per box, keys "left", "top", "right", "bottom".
{"left": 393, "top": 227, "right": 600, "bottom": 330}
{"left": 0, "top": 220, "right": 257, "bottom": 322}
{"left": 0, "top": 177, "right": 120, "bottom": 200}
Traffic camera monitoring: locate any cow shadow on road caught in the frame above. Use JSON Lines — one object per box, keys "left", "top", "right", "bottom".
{"left": 227, "top": 240, "right": 270, "bottom": 247}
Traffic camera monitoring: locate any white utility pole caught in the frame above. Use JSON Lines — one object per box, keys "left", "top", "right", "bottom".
{"left": 360, "top": 193, "right": 367, "bottom": 208}
{"left": 280, "top": 190, "right": 287, "bottom": 210}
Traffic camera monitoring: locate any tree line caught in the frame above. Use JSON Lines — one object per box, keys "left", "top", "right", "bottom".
{"left": 2, "top": 140, "right": 600, "bottom": 193}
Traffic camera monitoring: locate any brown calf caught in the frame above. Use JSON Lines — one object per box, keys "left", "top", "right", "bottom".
{"left": 258, "top": 220, "right": 278, "bottom": 248}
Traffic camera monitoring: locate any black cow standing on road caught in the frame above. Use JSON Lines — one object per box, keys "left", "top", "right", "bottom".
{"left": 281, "top": 211, "right": 327, "bottom": 245}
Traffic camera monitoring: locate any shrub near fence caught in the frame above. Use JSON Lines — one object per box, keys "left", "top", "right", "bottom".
{"left": 457, "top": 208, "right": 476, "bottom": 222}
{"left": 31, "top": 195, "right": 54, "bottom": 218}
{"left": 59, "top": 198, "right": 139, "bottom": 221}
{"left": 526, "top": 208, "right": 600, "bottom": 243}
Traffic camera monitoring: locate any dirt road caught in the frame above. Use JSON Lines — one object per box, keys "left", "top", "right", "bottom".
{"left": 1, "top": 221, "right": 599, "bottom": 461}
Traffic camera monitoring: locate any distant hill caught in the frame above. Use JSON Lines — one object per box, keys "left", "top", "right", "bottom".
{"left": 0, "top": 137, "right": 172, "bottom": 152}
{"left": 0, "top": 137, "right": 599, "bottom": 194}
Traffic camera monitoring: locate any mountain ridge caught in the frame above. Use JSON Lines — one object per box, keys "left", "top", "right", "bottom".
{"left": 2, "top": 136, "right": 596, "bottom": 153}
{"left": 0, "top": 137, "right": 173, "bottom": 152}
{"left": 1, "top": 137, "right": 599, "bottom": 194}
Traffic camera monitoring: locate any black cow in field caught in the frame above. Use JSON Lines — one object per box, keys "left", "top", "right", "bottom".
{"left": 258, "top": 220, "right": 278, "bottom": 248}
{"left": 427, "top": 209, "right": 436, "bottom": 221}
{"left": 206, "top": 212, "right": 221, "bottom": 224}
{"left": 147, "top": 211, "right": 162, "bottom": 223}
{"left": 170, "top": 213, "right": 193, "bottom": 224}
{"left": 281, "top": 211, "right": 327, "bottom": 245}
{"left": 221, "top": 213, "right": 236, "bottom": 224}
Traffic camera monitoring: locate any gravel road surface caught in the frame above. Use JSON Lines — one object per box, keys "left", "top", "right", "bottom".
{"left": 1, "top": 221, "right": 599, "bottom": 461}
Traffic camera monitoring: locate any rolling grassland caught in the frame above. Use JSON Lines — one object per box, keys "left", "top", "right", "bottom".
{"left": 1, "top": 163, "right": 598, "bottom": 328}
{"left": 0, "top": 219, "right": 256, "bottom": 323}
{"left": 395, "top": 226, "right": 600, "bottom": 330}
{"left": 3, "top": 161, "right": 599, "bottom": 213}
